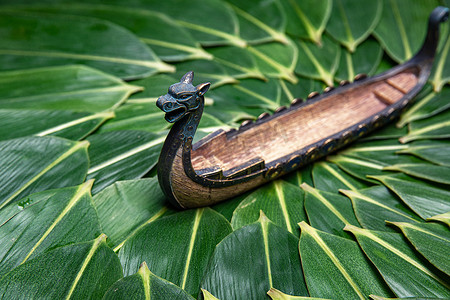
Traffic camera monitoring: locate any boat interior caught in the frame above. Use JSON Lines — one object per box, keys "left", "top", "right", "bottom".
{"left": 190, "top": 68, "right": 419, "bottom": 178}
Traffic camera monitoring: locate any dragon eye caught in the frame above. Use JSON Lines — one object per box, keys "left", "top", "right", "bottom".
{"left": 179, "top": 94, "right": 191, "bottom": 99}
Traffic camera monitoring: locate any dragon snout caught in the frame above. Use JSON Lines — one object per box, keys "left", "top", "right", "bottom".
{"left": 156, "top": 95, "right": 167, "bottom": 111}
{"left": 156, "top": 94, "right": 188, "bottom": 123}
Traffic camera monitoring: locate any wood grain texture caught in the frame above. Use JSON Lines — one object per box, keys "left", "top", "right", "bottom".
{"left": 191, "top": 71, "right": 418, "bottom": 174}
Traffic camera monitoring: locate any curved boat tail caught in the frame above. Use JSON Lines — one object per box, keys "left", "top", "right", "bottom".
{"left": 414, "top": 6, "right": 449, "bottom": 62}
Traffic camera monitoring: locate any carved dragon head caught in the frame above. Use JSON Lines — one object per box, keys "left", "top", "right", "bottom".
{"left": 156, "top": 71, "right": 210, "bottom": 123}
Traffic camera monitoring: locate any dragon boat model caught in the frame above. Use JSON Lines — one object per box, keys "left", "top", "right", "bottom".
{"left": 156, "top": 7, "right": 449, "bottom": 209}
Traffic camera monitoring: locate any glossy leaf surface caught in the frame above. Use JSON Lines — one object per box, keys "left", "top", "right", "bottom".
{"left": 0, "top": 136, "right": 88, "bottom": 210}
{"left": 86, "top": 130, "right": 164, "bottom": 194}
{"left": 0, "top": 109, "right": 113, "bottom": 141}
{"left": 370, "top": 174, "right": 450, "bottom": 220}
{"left": 373, "top": 0, "right": 440, "bottom": 62}
{"left": 341, "top": 186, "right": 422, "bottom": 232}
{"left": 312, "top": 161, "right": 369, "bottom": 193}
{"left": 326, "top": 0, "right": 382, "bottom": 52}
{"left": 400, "top": 110, "right": 450, "bottom": 143}
{"left": 201, "top": 214, "right": 308, "bottom": 299}
{"left": 281, "top": 0, "right": 331, "bottom": 43}
{"left": 93, "top": 178, "right": 171, "bottom": 250}
{"left": 397, "top": 87, "right": 450, "bottom": 127}
{"left": 397, "top": 141, "right": 450, "bottom": 166}
{"left": 103, "top": 262, "right": 195, "bottom": 300}
{"left": 335, "top": 39, "right": 383, "bottom": 82}
{"left": 249, "top": 40, "right": 298, "bottom": 83}
{"left": 268, "top": 288, "right": 331, "bottom": 300}
{"left": 388, "top": 221, "right": 450, "bottom": 275}
{"left": 430, "top": 33, "right": 450, "bottom": 92}
{"left": 226, "top": 0, "right": 288, "bottom": 44}
{"left": 383, "top": 163, "right": 450, "bottom": 185}
{"left": 0, "top": 10, "right": 173, "bottom": 79}
{"left": 119, "top": 208, "right": 232, "bottom": 297}
{"left": 302, "top": 184, "right": 360, "bottom": 239}
{"left": 0, "top": 65, "right": 140, "bottom": 112}
{"left": 346, "top": 226, "right": 450, "bottom": 298}
{"left": 0, "top": 235, "right": 123, "bottom": 299}
{"left": 0, "top": 181, "right": 100, "bottom": 277}
{"left": 299, "top": 222, "right": 392, "bottom": 299}
{"left": 231, "top": 180, "right": 307, "bottom": 235}
{"left": 294, "top": 35, "right": 340, "bottom": 86}
{"left": 22, "top": 4, "right": 212, "bottom": 62}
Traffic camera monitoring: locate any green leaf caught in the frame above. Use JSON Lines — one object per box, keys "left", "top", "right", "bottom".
{"left": 0, "top": 109, "right": 113, "bottom": 141}
{"left": 341, "top": 186, "right": 422, "bottom": 232}
{"left": 327, "top": 154, "right": 386, "bottom": 183}
{"left": 294, "top": 35, "right": 340, "bottom": 86}
{"left": 208, "top": 78, "right": 287, "bottom": 112}
{"left": 280, "top": 0, "right": 331, "bottom": 43}
{"left": 98, "top": 103, "right": 166, "bottom": 133}
{"left": 86, "top": 130, "right": 164, "bottom": 194}
{"left": 335, "top": 39, "right": 383, "bottom": 82}
{"left": 279, "top": 76, "right": 325, "bottom": 101}
{"left": 206, "top": 46, "right": 266, "bottom": 81}
{"left": 231, "top": 180, "right": 307, "bottom": 234}
{"left": 201, "top": 288, "right": 220, "bottom": 300}
{"left": 174, "top": 59, "right": 239, "bottom": 89}
{"left": 345, "top": 225, "right": 450, "bottom": 298}
{"left": 370, "top": 174, "right": 450, "bottom": 220}
{"left": 0, "top": 234, "right": 123, "bottom": 299}
{"left": 397, "top": 141, "right": 450, "bottom": 166}
{"left": 18, "top": 3, "right": 212, "bottom": 62}
{"left": 397, "top": 87, "right": 450, "bottom": 127}
{"left": 118, "top": 208, "right": 232, "bottom": 297}
{"left": 226, "top": 0, "right": 288, "bottom": 44}
{"left": 0, "top": 181, "right": 100, "bottom": 277}
{"left": 383, "top": 163, "right": 450, "bottom": 185}
{"left": 340, "top": 139, "right": 418, "bottom": 166}
{"left": 93, "top": 0, "right": 246, "bottom": 47}
{"left": 283, "top": 164, "right": 314, "bottom": 188}
{"left": 248, "top": 40, "right": 299, "bottom": 83}
{"left": 400, "top": 109, "right": 450, "bottom": 143}
{"left": 326, "top": 0, "right": 382, "bottom": 52}
{"left": 299, "top": 222, "right": 393, "bottom": 299}
{"left": 100, "top": 74, "right": 175, "bottom": 133}
{"left": 103, "top": 262, "right": 195, "bottom": 300}
{"left": 361, "top": 125, "right": 408, "bottom": 141}
{"left": 93, "top": 178, "right": 171, "bottom": 250}
{"left": 0, "top": 10, "right": 173, "bottom": 80}
{"left": 427, "top": 212, "right": 450, "bottom": 227}
{"left": 430, "top": 32, "right": 450, "bottom": 92}
{"left": 312, "top": 161, "right": 369, "bottom": 193}
{"left": 388, "top": 221, "right": 450, "bottom": 276}
{"left": 373, "top": 0, "right": 440, "bottom": 62}
{"left": 268, "top": 288, "right": 331, "bottom": 300}
{"left": 201, "top": 213, "right": 308, "bottom": 299}
{"left": 301, "top": 184, "right": 360, "bottom": 239}
{"left": 0, "top": 65, "right": 140, "bottom": 112}
{"left": 0, "top": 136, "right": 89, "bottom": 210}
{"left": 370, "top": 296, "right": 443, "bottom": 300}
{"left": 329, "top": 139, "right": 424, "bottom": 182}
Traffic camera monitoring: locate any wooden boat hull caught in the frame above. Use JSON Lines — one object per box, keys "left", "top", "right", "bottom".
{"left": 156, "top": 7, "right": 449, "bottom": 209}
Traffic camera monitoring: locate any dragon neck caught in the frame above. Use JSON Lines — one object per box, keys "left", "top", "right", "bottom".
{"left": 157, "top": 96, "right": 204, "bottom": 201}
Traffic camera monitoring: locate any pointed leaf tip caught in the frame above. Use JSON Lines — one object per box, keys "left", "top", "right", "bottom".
{"left": 299, "top": 182, "right": 313, "bottom": 192}
{"left": 343, "top": 224, "right": 360, "bottom": 233}
{"left": 258, "top": 210, "right": 269, "bottom": 222}
{"left": 201, "top": 288, "right": 220, "bottom": 300}
{"left": 298, "top": 221, "right": 310, "bottom": 232}
{"left": 267, "top": 288, "right": 284, "bottom": 299}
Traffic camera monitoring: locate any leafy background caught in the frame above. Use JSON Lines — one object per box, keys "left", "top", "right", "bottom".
{"left": 0, "top": 0, "right": 449, "bottom": 299}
